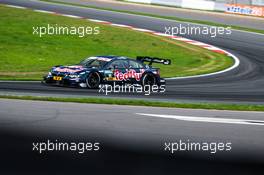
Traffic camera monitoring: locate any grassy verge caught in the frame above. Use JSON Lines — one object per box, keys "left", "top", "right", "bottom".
{"left": 0, "top": 5, "right": 232, "bottom": 80}
{"left": 41, "top": 0, "right": 264, "bottom": 34}
{"left": 1, "top": 95, "right": 264, "bottom": 111}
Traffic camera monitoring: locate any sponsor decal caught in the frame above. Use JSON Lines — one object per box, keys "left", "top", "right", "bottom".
{"left": 225, "top": 4, "right": 264, "bottom": 17}
{"left": 53, "top": 76, "right": 62, "bottom": 81}
{"left": 54, "top": 65, "right": 84, "bottom": 73}
{"left": 114, "top": 69, "right": 145, "bottom": 81}
{"left": 105, "top": 77, "right": 117, "bottom": 81}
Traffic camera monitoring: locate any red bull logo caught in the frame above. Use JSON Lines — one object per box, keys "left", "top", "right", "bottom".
{"left": 114, "top": 69, "right": 145, "bottom": 81}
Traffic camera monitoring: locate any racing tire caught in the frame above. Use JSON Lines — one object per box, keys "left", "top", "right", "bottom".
{"left": 141, "top": 73, "right": 156, "bottom": 88}
{"left": 86, "top": 72, "right": 101, "bottom": 89}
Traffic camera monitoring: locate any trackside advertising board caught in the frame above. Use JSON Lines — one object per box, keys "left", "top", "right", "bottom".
{"left": 226, "top": 4, "right": 264, "bottom": 17}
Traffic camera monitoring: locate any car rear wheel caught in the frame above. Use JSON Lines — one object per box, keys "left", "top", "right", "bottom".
{"left": 142, "top": 73, "right": 156, "bottom": 87}
{"left": 86, "top": 72, "right": 101, "bottom": 89}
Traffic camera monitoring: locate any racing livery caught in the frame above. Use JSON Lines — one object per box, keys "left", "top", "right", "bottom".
{"left": 43, "top": 56, "right": 171, "bottom": 89}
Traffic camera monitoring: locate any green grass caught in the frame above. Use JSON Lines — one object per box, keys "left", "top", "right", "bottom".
{"left": 0, "top": 5, "right": 232, "bottom": 80}
{"left": 41, "top": 0, "right": 264, "bottom": 35}
{"left": 1, "top": 95, "right": 264, "bottom": 111}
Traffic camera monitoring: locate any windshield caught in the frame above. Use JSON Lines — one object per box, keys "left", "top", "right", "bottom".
{"left": 79, "top": 57, "right": 108, "bottom": 68}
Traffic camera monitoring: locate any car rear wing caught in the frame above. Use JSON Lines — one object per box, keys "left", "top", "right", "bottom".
{"left": 136, "top": 56, "right": 171, "bottom": 66}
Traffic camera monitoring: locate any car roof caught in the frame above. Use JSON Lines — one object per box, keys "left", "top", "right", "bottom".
{"left": 95, "top": 55, "right": 130, "bottom": 60}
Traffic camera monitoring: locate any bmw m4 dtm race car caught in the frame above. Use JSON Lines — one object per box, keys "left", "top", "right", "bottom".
{"left": 43, "top": 56, "right": 171, "bottom": 89}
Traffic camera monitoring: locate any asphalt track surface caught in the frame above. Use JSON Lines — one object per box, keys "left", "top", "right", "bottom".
{"left": 1, "top": 99, "right": 264, "bottom": 174}
{"left": 1, "top": 0, "right": 264, "bottom": 174}
{"left": 1, "top": 0, "right": 264, "bottom": 104}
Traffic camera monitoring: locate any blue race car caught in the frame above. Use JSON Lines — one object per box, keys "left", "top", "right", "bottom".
{"left": 43, "top": 56, "right": 171, "bottom": 88}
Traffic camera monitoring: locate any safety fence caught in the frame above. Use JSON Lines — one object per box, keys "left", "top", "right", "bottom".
{"left": 126, "top": 0, "right": 264, "bottom": 16}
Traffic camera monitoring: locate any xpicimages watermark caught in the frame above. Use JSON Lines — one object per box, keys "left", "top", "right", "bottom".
{"left": 32, "top": 139, "right": 100, "bottom": 154}
{"left": 33, "top": 24, "right": 100, "bottom": 37}
{"left": 165, "top": 24, "right": 232, "bottom": 38}
{"left": 164, "top": 140, "right": 232, "bottom": 154}
{"left": 99, "top": 82, "right": 166, "bottom": 95}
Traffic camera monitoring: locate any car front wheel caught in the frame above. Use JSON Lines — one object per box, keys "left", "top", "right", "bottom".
{"left": 86, "top": 72, "right": 101, "bottom": 89}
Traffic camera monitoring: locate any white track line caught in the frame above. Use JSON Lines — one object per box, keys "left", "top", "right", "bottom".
{"left": 132, "top": 28, "right": 154, "bottom": 32}
{"left": 88, "top": 19, "right": 110, "bottom": 23}
{"left": 203, "top": 46, "right": 221, "bottom": 50}
{"left": 173, "top": 37, "right": 193, "bottom": 42}
{"left": 60, "top": 14, "right": 82, "bottom": 18}
{"left": 166, "top": 52, "right": 239, "bottom": 80}
{"left": 4, "top": 4, "right": 240, "bottom": 80}
{"left": 153, "top": 32, "right": 171, "bottom": 37}
{"left": 187, "top": 41, "right": 208, "bottom": 46}
{"left": 136, "top": 113, "right": 264, "bottom": 126}
{"left": 33, "top": 9, "right": 54, "bottom": 14}
{"left": 110, "top": 24, "right": 132, "bottom": 28}
{"left": 88, "top": 19, "right": 107, "bottom": 23}
{"left": 5, "top": 5, "right": 26, "bottom": 9}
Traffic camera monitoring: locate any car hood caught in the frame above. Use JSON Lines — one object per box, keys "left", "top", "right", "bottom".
{"left": 52, "top": 65, "right": 88, "bottom": 74}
